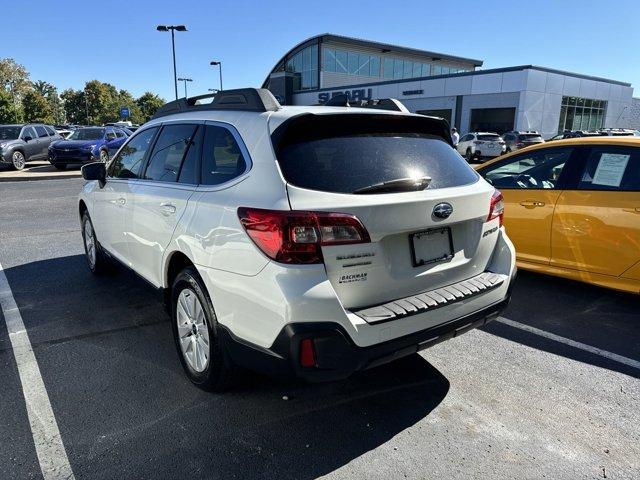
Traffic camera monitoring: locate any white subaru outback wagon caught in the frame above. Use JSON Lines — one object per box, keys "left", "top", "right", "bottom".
{"left": 79, "top": 88, "right": 516, "bottom": 390}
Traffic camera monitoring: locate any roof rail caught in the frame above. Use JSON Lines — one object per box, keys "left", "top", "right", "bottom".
{"left": 323, "top": 94, "right": 409, "bottom": 113}
{"left": 152, "top": 88, "right": 281, "bottom": 119}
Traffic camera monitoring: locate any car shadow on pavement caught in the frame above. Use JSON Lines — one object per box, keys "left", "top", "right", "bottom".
{"left": 482, "top": 270, "right": 640, "bottom": 378}
{"left": 2, "top": 254, "right": 450, "bottom": 480}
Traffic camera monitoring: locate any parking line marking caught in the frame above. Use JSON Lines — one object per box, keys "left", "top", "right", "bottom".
{"left": 497, "top": 316, "right": 640, "bottom": 371}
{"left": 0, "top": 261, "right": 75, "bottom": 480}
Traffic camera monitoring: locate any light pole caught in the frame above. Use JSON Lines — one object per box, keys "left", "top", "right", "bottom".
{"left": 177, "top": 78, "right": 193, "bottom": 98}
{"left": 157, "top": 25, "right": 187, "bottom": 100}
{"left": 210, "top": 61, "right": 223, "bottom": 91}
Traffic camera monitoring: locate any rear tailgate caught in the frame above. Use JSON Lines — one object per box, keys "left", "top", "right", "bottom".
{"left": 273, "top": 112, "right": 501, "bottom": 310}
{"left": 287, "top": 183, "right": 497, "bottom": 309}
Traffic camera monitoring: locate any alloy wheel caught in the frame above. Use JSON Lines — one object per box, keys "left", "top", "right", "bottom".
{"left": 83, "top": 219, "right": 96, "bottom": 269}
{"left": 12, "top": 151, "right": 26, "bottom": 170}
{"left": 176, "top": 288, "right": 210, "bottom": 373}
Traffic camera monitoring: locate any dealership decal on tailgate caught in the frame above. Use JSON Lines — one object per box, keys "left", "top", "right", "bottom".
{"left": 339, "top": 272, "right": 368, "bottom": 284}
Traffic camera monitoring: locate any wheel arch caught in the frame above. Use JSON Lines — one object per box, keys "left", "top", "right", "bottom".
{"left": 163, "top": 250, "right": 198, "bottom": 309}
{"left": 78, "top": 199, "right": 88, "bottom": 220}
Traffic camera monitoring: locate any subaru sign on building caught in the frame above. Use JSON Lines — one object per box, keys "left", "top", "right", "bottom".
{"left": 263, "top": 34, "right": 635, "bottom": 138}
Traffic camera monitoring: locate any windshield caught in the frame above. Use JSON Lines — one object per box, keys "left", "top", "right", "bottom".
{"left": 278, "top": 132, "right": 478, "bottom": 194}
{"left": 0, "top": 126, "right": 21, "bottom": 140}
{"left": 518, "top": 134, "right": 542, "bottom": 141}
{"left": 68, "top": 128, "right": 104, "bottom": 140}
{"left": 478, "top": 134, "right": 501, "bottom": 141}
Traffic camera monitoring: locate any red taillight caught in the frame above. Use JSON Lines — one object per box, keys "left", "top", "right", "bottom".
{"left": 487, "top": 190, "right": 504, "bottom": 226}
{"left": 299, "top": 339, "right": 316, "bottom": 368}
{"left": 516, "top": 142, "right": 524, "bottom": 147}
{"left": 237, "top": 207, "right": 371, "bottom": 264}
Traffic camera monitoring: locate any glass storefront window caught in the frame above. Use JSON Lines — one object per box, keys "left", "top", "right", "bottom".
{"left": 393, "top": 59, "right": 403, "bottom": 79}
{"left": 557, "top": 96, "right": 607, "bottom": 133}
{"left": 383, "top": 58, "right": 394, "bottom": 78}
{"left": 370, "top": 56, "right": 380, "bottom": 77}
{"left": 336, "top": 50, "right": 347, "bottom": 73}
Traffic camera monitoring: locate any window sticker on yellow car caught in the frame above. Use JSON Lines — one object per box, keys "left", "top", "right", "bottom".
{"left": 592, "top": 153, "right": 630, "bottom": 187}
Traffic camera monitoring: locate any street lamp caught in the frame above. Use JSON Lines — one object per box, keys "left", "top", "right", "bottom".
{"left": 177, "top": 77, "right": 193, "bottom": 98}
{"left": 157, "top": 24, "right": 187, "bottom": 100}
{"left": 210, "top": 61, "right": 223, "bottom": 91}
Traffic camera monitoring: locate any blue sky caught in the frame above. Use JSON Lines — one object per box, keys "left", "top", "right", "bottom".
{"left": 2, "top": 0, "right": 639, "bottom": 100}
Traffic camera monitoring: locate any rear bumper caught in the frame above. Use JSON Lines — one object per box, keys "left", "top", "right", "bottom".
{"left": 220, "top": 286, "right": 512, "bottom": 383}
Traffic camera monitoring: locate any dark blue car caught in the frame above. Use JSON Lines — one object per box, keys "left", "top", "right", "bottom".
{"left": 48, "top": 126, "right": 128, "bottom": 170}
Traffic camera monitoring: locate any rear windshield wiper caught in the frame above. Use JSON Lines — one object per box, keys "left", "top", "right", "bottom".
{"left": 353, "top": 176, "right": 432, "bottom": 194}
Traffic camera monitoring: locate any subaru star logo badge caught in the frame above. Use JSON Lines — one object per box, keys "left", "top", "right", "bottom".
{"left": 432, "top": 202, "right": 453, "bottom": 219}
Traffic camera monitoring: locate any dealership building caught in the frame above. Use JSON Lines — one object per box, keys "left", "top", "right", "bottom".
{"left": 264, "top": 34, "right": 636, "bottom": 138}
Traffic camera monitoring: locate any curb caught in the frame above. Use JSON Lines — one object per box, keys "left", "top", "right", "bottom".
{"left": 0, "top": 174, "right": 82, "bottom": 183}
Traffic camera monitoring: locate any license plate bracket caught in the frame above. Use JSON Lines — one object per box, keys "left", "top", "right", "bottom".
{"left": 409, "top": 227, "right": 454, "bottom": 267}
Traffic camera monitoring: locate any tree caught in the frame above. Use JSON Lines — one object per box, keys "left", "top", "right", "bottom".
{"left": 0, "top": 89, "right": 17, "bottom": 123}
{"left": 136, "top": 92, "right": 166, "bottom": 123}
{"left": 33, "top": 80, "right": 64, "bottom": 124}
{"left": 0, "top": 58, "right": 31, "bottom": 122}
{"left": 61, "top": 88, "right": 87, "bottom": 124}
{"left": 22, "top": 90, "right": 55, "bottom": 123}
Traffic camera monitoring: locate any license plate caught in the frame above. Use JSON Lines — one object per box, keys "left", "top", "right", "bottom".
{"left": 410, "top": 227, "right": 454, "bottom": 267}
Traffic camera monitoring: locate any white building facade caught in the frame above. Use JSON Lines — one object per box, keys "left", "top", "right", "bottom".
{"left": 264, "top": 34, "right": 635, "bottom": 139}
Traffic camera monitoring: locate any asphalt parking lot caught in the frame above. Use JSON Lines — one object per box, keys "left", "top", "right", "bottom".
{"left": 0, "top": 178, "right": 638, "bottom": 480}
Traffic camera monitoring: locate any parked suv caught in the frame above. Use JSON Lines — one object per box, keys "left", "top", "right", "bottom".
{"left": 502, "top": 131, "right": 544, "bottom": 152}
{"left": 48, "top": 126, "right": 128, "bottom": 170}
{"left": 79, "top": 89, "right": 516, "bottom": 390}
{"left": 0, "top": 123, "right": 61, "bottom": 170}
{"left": 456, "top": 132, "right": 505, "bottom": 162}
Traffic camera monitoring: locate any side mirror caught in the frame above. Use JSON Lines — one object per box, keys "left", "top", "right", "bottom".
{"left": 23, "top": 135, "right": 32, "bottom": 142}
{"left": 81, "top": 162, "right": 107, "bottom": 188}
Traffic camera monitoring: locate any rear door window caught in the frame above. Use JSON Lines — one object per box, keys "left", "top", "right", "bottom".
{"left": 274, "top": 114, "right": 477, "bottom": 194}
{"left": 200, "top": 125, "right": 247, "bottom": 185}
{"left": 576, "top": 146, "right": 640, "bottom": 191}
{"left": 44, "top": 126, "right": 56, "bottom": 136}
{"left": 35, "top": 125, "right": 48, "bottom": 138}
{"left": 144, "top": 124, "right": 198, "bottom": 183}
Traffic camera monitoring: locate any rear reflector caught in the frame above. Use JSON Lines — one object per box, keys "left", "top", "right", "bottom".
{"left": 299, "top": 339, "right": 316, "bottom": 368}
{"left": 237, "top": 207, "right": 371, "bottom": 264}
{"left": 487, "top": 189, "right": 504, "bottom": 226}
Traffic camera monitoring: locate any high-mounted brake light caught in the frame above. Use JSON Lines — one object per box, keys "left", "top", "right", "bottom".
{"left": 237, "top": 208, "right": 371, "bottom": 264}
{"left": 487, "top": 189, "right": 504, "bottom": 226}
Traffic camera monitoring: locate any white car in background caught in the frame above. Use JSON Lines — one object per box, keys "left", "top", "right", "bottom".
{"left": 456, "top": 132, "right": 506, "bottom": 162}
{"left": 78, "top": 89, "right": 516, "bottom": 391}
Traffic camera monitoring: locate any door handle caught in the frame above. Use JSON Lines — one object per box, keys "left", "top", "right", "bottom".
{"left": 519, "top": 200, "right": 545, "bottom": 207}
{"left": 117, "top": 197, "right": 126, "bottom": 206}
{"left": 623, "top": 207, "right": 640, "bottom": 214}
{"left": 160, "top": 203, "right": 176, "bottom": 216}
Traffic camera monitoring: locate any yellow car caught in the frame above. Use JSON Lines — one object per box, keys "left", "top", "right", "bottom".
{"left": 476, "top": 136, "right": 640, "bottom": 294}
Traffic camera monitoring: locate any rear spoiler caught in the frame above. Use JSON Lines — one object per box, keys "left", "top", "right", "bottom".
{"left": 272, "top": 112, "right": 454, "bottom": 152}
{"left": 318, "top": 95, "right": 452, "bottom": 146}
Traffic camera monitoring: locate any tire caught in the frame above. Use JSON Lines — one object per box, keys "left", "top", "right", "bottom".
{"left": 11, "top": 150, "right": 26, "bottom": 170}
{"left": 99, "top": 149, "right": 109, "bottom": 163}
{"left": 53, "top": 164, "right": 66, "bottom": 171}
{"left": 171, "top": 267, "right": 236, "bottom": 391}
{"left": 465, "top": 148, "right": 474, "bottom": 162}
{"left": 81, "top": 211, "right": 109, "bottom": 275}
{"left": 506, "top": 147, "right": 512, "bottom": 153}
